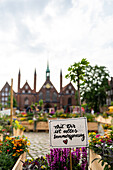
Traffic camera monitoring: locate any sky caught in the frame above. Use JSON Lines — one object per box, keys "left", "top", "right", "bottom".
{"left": 0, "top": 0, "right": 113, "bottom": 93}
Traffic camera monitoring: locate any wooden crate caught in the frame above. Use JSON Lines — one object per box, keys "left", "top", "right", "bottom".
{"left": 12, "top": 152, "right": 26, "bottom": 170}
{"left": 20, "top": 121, "right": 34, "bottom": 131}
{"left": 87, "top": 122, "right": 98, "bottom": 131}
{"left": 36, "top": 121, "right": 49, "bottom": 131}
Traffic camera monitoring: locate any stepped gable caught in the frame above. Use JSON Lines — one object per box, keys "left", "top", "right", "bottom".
{"left": 20, "top": 81, "right": 33, "bottom": 94}
{"left": 62, "top": 82, "right": 76, "bottom": 94}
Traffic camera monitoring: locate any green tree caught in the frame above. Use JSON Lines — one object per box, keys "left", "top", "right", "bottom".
{"left": 81, "top": 65, "right": 110, "bottom": 112}
{"left": 65, "top": 58, "right": 89, "bottom": 116}
{"left": 39, "top": 99, "right": 43, "bottom": 110}
{"left": 7, "top": 92, "right": 17, "bottom": 108}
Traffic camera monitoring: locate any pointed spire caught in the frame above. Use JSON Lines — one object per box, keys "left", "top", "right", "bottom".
{"left": 46, "top": 61, "right": 50, "bottom": 73}
{"left": 60, "top": 69, "right": 62, "bottom": 93}
{"left": 34, "top": 68, "right": 36, "bottom": 75}
{"left": 34, "top": 68, "right": 36, "bottom": 92}
{"left": 46, "top": 61, "right": 50, "bottom": 80}
{"left": 60, "top": 69, "right": 62, "bottom": 76}
{"left": 19, "top": 69, "right": 21, "bottom": 75}
{"left": 18, "top": 69, "right": 21, "bottom": 92}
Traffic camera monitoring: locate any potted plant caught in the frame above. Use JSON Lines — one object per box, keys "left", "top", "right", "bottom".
{"left": 89, "top": 131, "right": 113, "bottom": 169}
{"left": 0, "top": 136, "right": 30, "bottom": 169}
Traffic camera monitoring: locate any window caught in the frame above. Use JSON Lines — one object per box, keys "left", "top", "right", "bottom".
{"left": 69, "top": 86, "right": 72, "bottom": 89}
{"left": 2, "top": 97, "right": 4, "bottom": 101}
{"left": 24, "top": 98, "right": 29, "bottom": 105}
{"left": 5, "top": 92, "right": 8, "bottom": 96}
{"left": 68, "top": 97, "right": 72, "bottom": 105}
{"left": 39, "top": 92, "right": 43, "bottom": 100}
{"left": 5, "top": 97, "right": 7, "bottom": 101}
{"left": 66, "top": 90, "right": 69, "bottom": 94}
{"left": 52, "top": 92, "right": 57, "bottom": 101}
{"left": 71, "top": 90, "right": 74, "bottom": 94}
{"left": 5, "top": 87, "right": 8, "bottom": 91}
{"left": 28, "top": 90, "right": 30, "bottom": 93}
{"left": 25, "top": 85, "right": 28, "bottom": 89}
{"left": 46, "top": 91, "right": 50, "bottom": 101}
{"left": 22, "top": 90, "right": 25, "bottom": 93}
{"left": 2, "top": 102, "right": 4, "bottom": 105}
{"left": 2, "top": 92, "right": 4, "bottom": 96}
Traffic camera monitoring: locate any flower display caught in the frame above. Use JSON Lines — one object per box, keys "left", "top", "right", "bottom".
{"left": 0, "top": 135, "right": 30, "bottom": 169}
{"left": 46, "top": 148, "right": 87, "bottom": 170}
{"left": 102, "top": 124, "right": 112, "bottom": 130}
{"left": 23, "top": 156, "right": 49, "bottom": 170}
{"left": 89, "top": 131, "right": 113, "bottom": 169}
{"left": 13, "top": 120, "right": 25, "bottom": 131}
{"left": 23, "top": 147, "right": 88, "bottom": 170}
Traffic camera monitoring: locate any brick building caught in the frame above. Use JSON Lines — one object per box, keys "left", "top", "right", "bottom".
{"left": 0, "top": 64, "right": 77, "bottom": 111}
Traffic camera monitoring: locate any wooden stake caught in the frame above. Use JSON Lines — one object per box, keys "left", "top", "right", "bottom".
{"left": 10, "top": 79, "right": 13, "bottom": 125}
{"left": 70, "top": 148, "right": 72, "bottom": 170}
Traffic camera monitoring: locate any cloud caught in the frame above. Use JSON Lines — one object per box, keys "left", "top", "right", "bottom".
{"left": 0, "top": 0, "right": 113, "bottom": 92}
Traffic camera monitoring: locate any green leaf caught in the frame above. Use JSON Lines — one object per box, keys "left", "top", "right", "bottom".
{"left": 91, "top": 158, "right": 99, "bottom": 163}
{"left": 104, "top": 164, "right": 109, "bottom": 170}
{"left": 101, "top": 160, "right": 105, "bottom": 166}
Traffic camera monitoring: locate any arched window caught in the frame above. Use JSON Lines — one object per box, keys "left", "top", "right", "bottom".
{"left": 39, "top": 92, "right": 43, "bottom": 100}
{"left": 52, "top": 92, "right": 57, "bottom": 102}
{"left": 68, "top": 97, "right": 72, "bottom": 105}
{"left": 24, "top": 97, "right": 29, "bottom": 106}
{"left": 46, "top": 90, "right": 50, "bottom": 101}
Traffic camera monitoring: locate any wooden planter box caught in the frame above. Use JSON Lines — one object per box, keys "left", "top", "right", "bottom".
{"left": 48, "top": 118, "right": 58, "bottom": 121}
{"left": 13, "top": 128, "right": 23, "bottom": 136}
{"left": 12, "top": 152, "right": 26, "bottom": 170}
{"left": 36, "top": 121, "right": 49, "bottom": 131}
{"left": 89, "top": 149, "right": 105, "bottom": 170}
{"left": 87, "top": 122, "right": 98, "bottom": 131}
{"left": 0, "top": 133, "right": 3, "bottom": 141}
{"left": 21, "top": 121, "right": 34, "bottom": 131}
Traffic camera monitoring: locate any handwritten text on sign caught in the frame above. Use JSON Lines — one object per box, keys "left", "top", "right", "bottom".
{"left": 49, "top": 117, "right": 88, "bottom": 148}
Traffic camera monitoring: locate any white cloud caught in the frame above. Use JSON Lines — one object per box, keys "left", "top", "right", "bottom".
{"left": 0, "top": 0, "right": 113, "bottom": 92}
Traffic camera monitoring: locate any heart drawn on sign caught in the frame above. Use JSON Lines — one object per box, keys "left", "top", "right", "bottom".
{"left": 63, "top": 139, "right": 68, "bottom": 144}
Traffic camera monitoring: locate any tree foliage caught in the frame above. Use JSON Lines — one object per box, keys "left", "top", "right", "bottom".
{"left": 7, "top": 93, "right": 17, "bottom": 108}
{"left": 65, "top": 58, "right": 89, "bottom": 86}
{"left": 65, "top": 58, "right": 89, "bottom": 116}
{"left": 81, "top": 65, "right": 110, "bottom": 112}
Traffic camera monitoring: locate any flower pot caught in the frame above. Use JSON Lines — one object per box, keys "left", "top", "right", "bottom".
{"left": 13, "top": 128, "right": 23, "bottom": 136}
{"left": 12, "top": 152, "right": 26, "bottom": 170}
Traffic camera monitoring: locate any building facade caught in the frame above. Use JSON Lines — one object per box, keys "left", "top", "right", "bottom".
{"left": 0, "top": 64, "right": 77, "bottom": 111}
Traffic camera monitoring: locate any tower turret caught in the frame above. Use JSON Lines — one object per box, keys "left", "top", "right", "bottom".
{"left": 18, "top": 69, "right": 21, "bottom": 92}
{"left": 46, "top": 61, "right": 50, "bottom": 80}
{"left": 60, "top": 69, "right": 62, "bottom": 93}
{"left": 34, "top": 68, "right": 37, "bottom": 92}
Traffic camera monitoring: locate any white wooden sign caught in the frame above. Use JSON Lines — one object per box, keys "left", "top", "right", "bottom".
{"left": 49, "top": 117, "right": 89, "bottom": 148}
